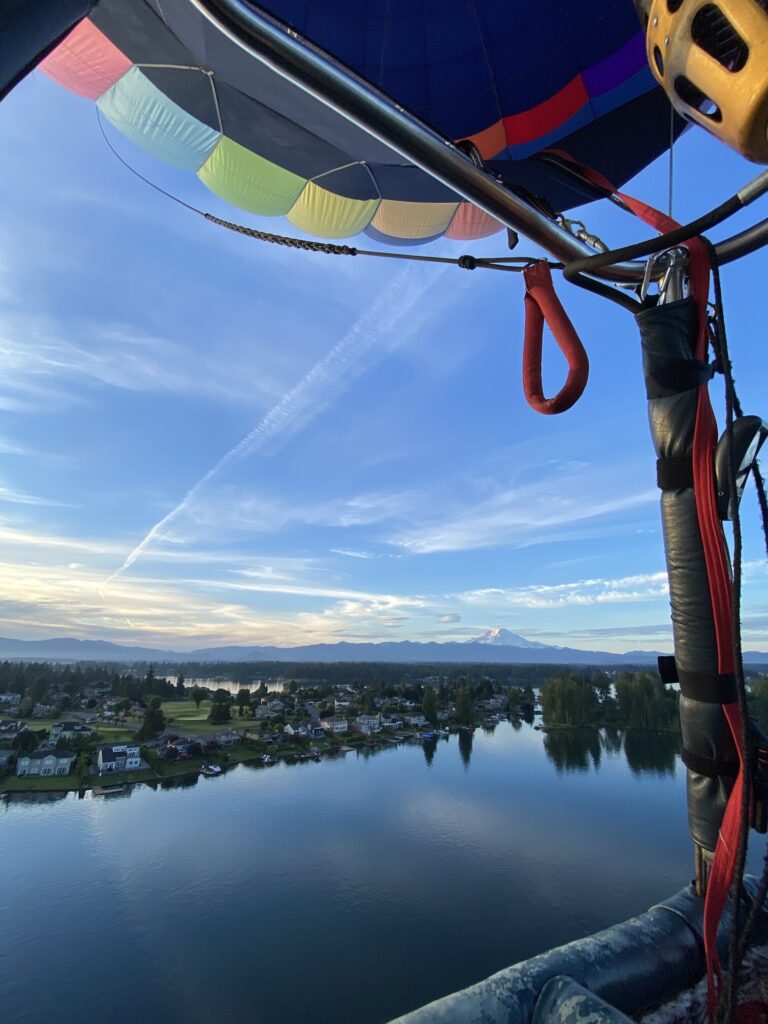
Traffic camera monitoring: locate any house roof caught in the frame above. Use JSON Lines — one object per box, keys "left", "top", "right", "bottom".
{"left": 25, "top": 748, "right": 74, "bottom": 759}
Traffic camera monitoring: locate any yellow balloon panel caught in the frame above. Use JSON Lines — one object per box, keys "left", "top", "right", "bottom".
{"left": 371, "top": 200, "right": 458, "bottom": 240}
{"left": 287, "top": 182, "right": 378, "bottom": 238}
{"left": 199, "top": 136, "right": 307, "bottom": 216}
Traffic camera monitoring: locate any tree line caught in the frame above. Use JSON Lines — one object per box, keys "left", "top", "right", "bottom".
{"left": 540, "top": 671, "right": 679, "bottom": 730}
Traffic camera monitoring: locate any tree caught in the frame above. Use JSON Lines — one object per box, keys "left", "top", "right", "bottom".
{"left": 541, "top": 674, "right": 598, "bottom": 727}
{"left": 14, "top": 728, "right": 39, "bottom": 754}
{"left": 29, "top": 675, "right": 49, "bottom": 705}
{"left": 749, "top": 675, "right": 768, "bottom": 731}
{"left": 190, "top": 686, "right": 206, "bottom": 710}
{"left": 422, "top": 687, "right": 438, "bottom": 727}
{"left": 455, "top": 686, "right": 473, "bottom": 725}
{"left": 208, "top": 689, "right": 232, "bottom": 724}
{"left": 137, "top": 696, "right": 166, "bottom": 740}
{"left": 236, "top": 688, "right": 251, "bottom": 718}
{"left": 176, "top": 673, "right": 186, "bottom": 697}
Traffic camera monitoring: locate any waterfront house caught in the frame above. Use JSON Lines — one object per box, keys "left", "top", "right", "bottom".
{"left": 382, "top": 717, "right": 404, "bottom": 730}
{"left": 97, "top": 744, "right": 141, "bottom": 774}
{"left": 16, "top": 748, "right": 75, "bottom": 777}
{"left": 356, "top": 715, "right": 381, "bottom": 735}
{"left": 321, "top": 717, "right": 349, "bottom": 734}
{"left": 50, "top": 721, "right": 93, "bottom": 744}
{"left": 214, "top": 730, "right": 241, "bottom": 747}
{"left": 407, "top": 714, "right": 428, "bottom": 728}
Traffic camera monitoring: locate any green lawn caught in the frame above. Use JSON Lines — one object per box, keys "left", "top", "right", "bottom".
{"left": 90, "top": 768, "right": 157, "bottom": 787}
{"left": 160, "top": 699, "right": 253, "bottom": 735}
{"left": 1, "top": 772, "right": 80, "bottom": 792}
{"left": 95, "top": 725, "right": 138, "bottom": 743}
{"left": 15, "top": 719, "right": 65, "bottom": 733}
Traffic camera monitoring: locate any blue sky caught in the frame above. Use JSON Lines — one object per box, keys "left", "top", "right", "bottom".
{"left": 0, "top": 69, "right": 765, "bottom": 652}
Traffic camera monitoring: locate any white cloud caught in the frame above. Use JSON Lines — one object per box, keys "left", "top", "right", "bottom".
{"left": 107, "top": 262, "right": 454, "bottom": 580}
{"left": 456, "top": 571, "right": 670, "bottom": 609}
{"left": 390, "top": 464, "right": 656, "bottom": 554}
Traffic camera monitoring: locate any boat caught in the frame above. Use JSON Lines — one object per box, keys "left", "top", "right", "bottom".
{"left": 91, "top": 784, "right": 127, "bottom": 796}
{"left": 260, "top": 754, "right": 276, "bottom": 766}
{"left": 4, "top": 2, "right": 768, "bottom": 1021}
{"left": 200, "top": 764, "right": 222, "bottom": 776}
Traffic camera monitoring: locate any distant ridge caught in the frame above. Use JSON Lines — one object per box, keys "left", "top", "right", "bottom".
{"left": 0, "top": 632, "right": 766, "bottom": 666}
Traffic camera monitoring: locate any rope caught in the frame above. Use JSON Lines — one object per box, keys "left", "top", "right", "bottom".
{"left": 203, "top": 213, "right": 359, "bottom": 255}
{"left": 668, "top": 105, "right": 675, "bottom": 220}
{"left": 96, "top": 108, "right": 550, "bottom": 275}
{"left": 706, "top": 248, "right": 768, "bottom": 1024}
{"left": 707, "top": 247, "right": 752, "bottom": 1024}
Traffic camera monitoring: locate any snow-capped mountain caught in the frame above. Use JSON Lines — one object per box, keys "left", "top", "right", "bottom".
{"left": 467, "top": 627, "right": 551, "bottom": 649}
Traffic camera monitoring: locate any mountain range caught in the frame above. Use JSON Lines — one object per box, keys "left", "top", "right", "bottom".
{"left": 0, "top": 628, "right": 765, "bottom": 666}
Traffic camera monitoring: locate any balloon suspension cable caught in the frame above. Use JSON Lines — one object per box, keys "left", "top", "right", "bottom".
{"left": 703, "top": 244, "right": 768, "bottom": 1023}
{"left": 96, "top": 110, "right": 558, "bottom": 275}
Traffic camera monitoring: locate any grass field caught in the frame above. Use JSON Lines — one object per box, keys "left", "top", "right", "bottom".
{"left": 160, "top": 699, "right": 253, "bottom": 735}
{"left": 1, "top": 773, "right": 80, "bottom": 792}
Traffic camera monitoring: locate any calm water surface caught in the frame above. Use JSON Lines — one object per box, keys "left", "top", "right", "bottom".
{"left": 1, "top": 723, "right": 761, "bottom": 1024}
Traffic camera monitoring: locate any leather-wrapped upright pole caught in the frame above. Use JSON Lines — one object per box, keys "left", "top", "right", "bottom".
{"left": 636, "top": 293, "right": 738, "bottom": 883}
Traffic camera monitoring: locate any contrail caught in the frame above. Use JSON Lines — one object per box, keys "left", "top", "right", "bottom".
{"left": 106, "top": 263, "right": 449, "bottom": 583}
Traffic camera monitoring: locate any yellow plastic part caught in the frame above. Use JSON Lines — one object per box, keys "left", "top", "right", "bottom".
{"left": 646, "top": 0, "right": 768, "bottom": 163}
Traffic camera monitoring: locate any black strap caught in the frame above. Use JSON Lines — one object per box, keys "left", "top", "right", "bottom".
{"left": 678, "top": 668, "right": 738, "bottom": 704}
{"left": 657, "top": 657, "right": 738, "bottom": 702}
{"left": 645, "top": 358, "right": 714, "bottom": 399}
{"left": 682, "top": 747, "right": 740, "bottom": 778}
{"left": 657, "top": 455, "right": 694, "bottom": 491}
{"left": 658, "top": 655, "right": 679, "bottom": 684}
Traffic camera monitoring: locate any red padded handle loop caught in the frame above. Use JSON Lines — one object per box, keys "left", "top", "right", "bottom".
{"left": 522, "top": 260, "right": 589, "bottom": 415}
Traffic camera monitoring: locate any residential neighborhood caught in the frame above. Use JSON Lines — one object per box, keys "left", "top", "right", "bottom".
{"left": 0, "top": 658, "right": 538, "bottom": 794}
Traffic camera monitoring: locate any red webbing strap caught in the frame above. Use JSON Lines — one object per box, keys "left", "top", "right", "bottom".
{"left": 551, "top": 150, "right": 747, "bottom": 1016}
{"left": 522, "top": 260, "right": 589, "bottom": 415}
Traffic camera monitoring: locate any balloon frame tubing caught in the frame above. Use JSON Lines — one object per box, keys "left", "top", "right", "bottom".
{"left": 193, "top": 0, "right": 765, "bottom": 284}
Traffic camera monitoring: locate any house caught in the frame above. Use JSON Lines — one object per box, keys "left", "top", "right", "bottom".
{"left": 356, "top": 715, "right": 381, "bottom": 735}
{"left": 0, "top": 720, "right": 27, "bottom": 740}
{"left": 97, "top": 744, "right": 141, "bottom": 774}
{"left": 214, "top": 731, "right": 241, "bottom": 747}
{"left": 0, "top": 693, "right": 21, "bottom": 708}
{"left": 0, "top": 749, "right": 13, "bottom": 768}
{"left": 382, "top": 717, "right": 404, "bottom": 730}
{"left": 321, "top": 717, "right": 348, "bottom": 734}
{"left": 407, "top": 714, "right": 428, "bottom": 728}
{"left": 16, "top": 749, "right": 75, "bottom": 777}
{"left": 50, "top": 721, "right": 93, "bottom": 743}
{"left": 32, "top": 704, "right": 54, "bottom": 719}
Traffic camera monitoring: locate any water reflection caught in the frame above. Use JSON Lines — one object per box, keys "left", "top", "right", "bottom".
{"left": 601, "top": 728, "right": 623, "bottom": 756}
{"left": 3, "top": 790, "right": 69, "bottom": 806}
{"left": 422, "top": 736, "right": 438, "bottom": 767}
{"left": 159, "top": 773, "right": 201, "bottom": 791}
{"left": 623, "top": 730, "right": 680, "bottom": 777}
{"left": 458, "top": 729, "right": 473, "bottom": 769}
{"left": 542, "top": 727, "right": 681, "bottom": 776}
{"left": 544, "top": 728, "right": 602, "bottom": 774}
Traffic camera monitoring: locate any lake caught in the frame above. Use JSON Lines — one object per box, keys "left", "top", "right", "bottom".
{"left": 0, "top": 722, "right": 762, "bottom": 1024}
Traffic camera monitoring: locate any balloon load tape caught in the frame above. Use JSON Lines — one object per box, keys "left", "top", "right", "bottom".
{"left": 645, "top": 0, "right": 768, "bottom": 163}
